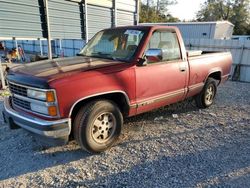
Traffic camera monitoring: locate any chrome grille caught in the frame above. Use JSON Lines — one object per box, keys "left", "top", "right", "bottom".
{"left": 9, "top": 82, "right": 27, "bottom": 97}
{"left": 12, "top": 96, "right": 31, "bottom": 110}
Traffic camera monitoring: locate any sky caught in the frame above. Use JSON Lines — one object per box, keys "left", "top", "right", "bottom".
{"left": 168, "top": 0, "right": 206, "bottom": 21}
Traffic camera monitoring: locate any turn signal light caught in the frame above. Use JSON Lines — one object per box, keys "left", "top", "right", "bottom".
{"left": 46, "top": 91, "right": 55, "bottom": 102}
{"left": 48, "top": 106, "right": 57, "bottom": 116}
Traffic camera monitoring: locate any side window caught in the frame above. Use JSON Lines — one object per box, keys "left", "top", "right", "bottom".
{"left": 147, "top": 31, "right": 181, "bottom": 62}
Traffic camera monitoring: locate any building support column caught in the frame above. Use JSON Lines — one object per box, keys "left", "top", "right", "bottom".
{"left": 84, "top": 0, "right": 89, "bottom": 42}
{"left": 44, "top": 0, "right": 52, "bottom": 59}
{"left": 135, "top": 0, "right": 139, "bottom": 25}
{"left": 112, "top": 0, "right": 117, "bottom": 27}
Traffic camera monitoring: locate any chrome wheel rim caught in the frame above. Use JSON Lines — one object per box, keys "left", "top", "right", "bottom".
{"left": 205, "top": 85, "right": 215, "bottom": 105}
{"left": 91, "top": 112, "right": 116, "bottom": 144}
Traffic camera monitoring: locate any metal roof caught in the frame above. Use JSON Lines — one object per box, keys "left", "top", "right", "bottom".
{"left": 142, "top": 21, "right": 234, "bottom": 26}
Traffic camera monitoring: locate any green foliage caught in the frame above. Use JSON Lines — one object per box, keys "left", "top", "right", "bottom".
{"left": 196, "top": 0, "right": 250, "bottom": 35}
{"left": 139, "top": 0, "right": 180, "bottom": 23}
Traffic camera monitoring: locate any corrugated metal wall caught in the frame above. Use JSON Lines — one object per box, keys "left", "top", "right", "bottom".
{"left": 0, "top": 0, "right": 43, "bottom": 38}
{"left": 0, "top": 0, "right": 138, "bottom": 40}
{"left": 116, "top": 0, "right": 136, "bottom": 26}
{"left": 184, "top": 38, "right": 250, "bottom": 82}
{"left": 87, "top": 4, "right": 113, "bottom": 39}
{"left": 117, "top": 11, "right": 135, "bottom": 26}
{"left": 48, "top": 0, "right": 83, "bottom": 39}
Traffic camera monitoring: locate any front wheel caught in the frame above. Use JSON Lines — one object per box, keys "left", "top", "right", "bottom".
{"left": 195, "top": 78, "right": 217, "bottom": 108}
{"left": 73, "top": 100, "right": 123, "bottom": 153}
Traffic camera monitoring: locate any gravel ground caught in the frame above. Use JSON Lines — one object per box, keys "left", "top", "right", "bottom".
{"left": 0, "top": 81, "right": 250, "bottom": 188}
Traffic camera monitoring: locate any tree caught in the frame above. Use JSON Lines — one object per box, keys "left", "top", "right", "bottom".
{"left": 139, "top": 0, "right": 180, "bottom": 23}
{"left": 196, "top": 0, "right": 250, "bottom": 35}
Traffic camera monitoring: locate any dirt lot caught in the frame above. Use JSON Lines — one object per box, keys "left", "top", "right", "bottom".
{"left": 0, "top": 81, "right": 250, "bottom": 188}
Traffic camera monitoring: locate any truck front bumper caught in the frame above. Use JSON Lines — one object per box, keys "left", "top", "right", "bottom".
{"left": 3, "top": 97, "right": 71, "bottom": 139}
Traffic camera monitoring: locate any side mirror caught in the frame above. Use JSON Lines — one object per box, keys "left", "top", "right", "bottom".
{"left": 145, "top": 48, "right": 165, "bottom": 63}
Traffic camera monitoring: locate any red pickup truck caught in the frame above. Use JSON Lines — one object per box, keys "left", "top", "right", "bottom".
{"left": 3, "top": 26, "right": 232, "bottom": 153}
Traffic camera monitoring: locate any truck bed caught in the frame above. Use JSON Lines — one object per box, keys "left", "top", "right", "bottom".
{"left": 188, "top": 51, "right": 232, "bottom": 84}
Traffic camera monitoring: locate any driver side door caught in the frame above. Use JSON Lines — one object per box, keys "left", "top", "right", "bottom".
{"left": 135, "top": 30, "right": 188, "bottom": 114}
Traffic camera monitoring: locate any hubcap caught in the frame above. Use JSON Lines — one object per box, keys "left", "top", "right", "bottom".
{"left": 91, "top": 112, "right": 116, "bottom": 144}
{"left": 205, "top": 84, "right": 215, "bottom": 105}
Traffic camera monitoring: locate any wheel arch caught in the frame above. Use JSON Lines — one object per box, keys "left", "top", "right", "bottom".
{"left": 205, "top": 69, "right": 222, "bottom": 85}
{"left": 69, "top": 91, "right": 131, "bottom": 121}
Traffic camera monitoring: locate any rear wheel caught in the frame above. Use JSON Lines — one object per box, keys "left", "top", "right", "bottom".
{"left": 73, "top": 100, "right": 123, "bottom": 153}
{"left": 195, "top": 78, "right": 217, "bottom": 108}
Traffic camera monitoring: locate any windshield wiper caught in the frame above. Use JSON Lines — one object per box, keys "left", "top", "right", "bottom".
{"left": 111, "top": 57, "right": 125, "bottom": 61}
{"left": 76, "top": 53, "right": 85, "bottom": 56}
{"left": 92, "top": 52, "right": 112, "bottom": 56}
{"left": 76, "top": 52, "right": 110, "bottom": 58}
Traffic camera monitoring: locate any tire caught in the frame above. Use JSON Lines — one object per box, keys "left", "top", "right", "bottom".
{"left": 195, "top": 78, "right": 217, "bottom": 108}
{"left": 73, "top": 100, "right": 123, "bottom": 153}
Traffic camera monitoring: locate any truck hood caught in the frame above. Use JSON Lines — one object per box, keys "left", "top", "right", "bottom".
{"left": 7, "top": 56, "right": 124, "bottom": 88}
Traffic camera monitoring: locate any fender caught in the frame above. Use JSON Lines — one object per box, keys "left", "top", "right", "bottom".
{"left": 68, "top": 90, "right": 131, "bottom": 117}
{"left": 204, "top": 68, "right": 222, "bottom": 83}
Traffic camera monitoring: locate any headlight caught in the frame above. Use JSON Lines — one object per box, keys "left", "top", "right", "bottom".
{"left": 30, "top": 103, "right": 57, "bottom": 116}
{"left": 27, "top": 89, "right": 57, "bottom": 116}
{"left": 30, "top": 103, "right": 49, "bottom": 115}
{"left": 27, "top": 89, "right": 46, "bottom": 101}
{"left": 27, "top": 89, "right": 55, "bottom": 102}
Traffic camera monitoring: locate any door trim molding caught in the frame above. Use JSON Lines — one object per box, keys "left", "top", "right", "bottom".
{"left": 136, "top": 88, "right": 185, "bottom": 108}
{"left": 189, "top": 83, "right": 204, "bottom": 92}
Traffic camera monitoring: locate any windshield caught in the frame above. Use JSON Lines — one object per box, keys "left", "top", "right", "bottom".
{"left": 79, "top": 28, "right": 145, "bottom": 61}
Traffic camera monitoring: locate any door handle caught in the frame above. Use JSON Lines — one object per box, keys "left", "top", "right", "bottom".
{"left": 179, "top": 66, "right": 186, "bottom": 72}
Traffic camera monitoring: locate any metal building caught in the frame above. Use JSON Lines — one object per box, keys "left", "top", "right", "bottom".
{"left": 141, "top": 21, "right": 234, "bottom": 39}
{"left": 0, "top": 0, "right": 139, "bottom": 57}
